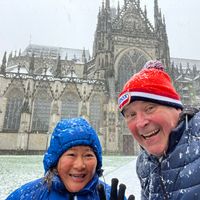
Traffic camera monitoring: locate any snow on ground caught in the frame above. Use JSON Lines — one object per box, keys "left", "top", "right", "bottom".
{"left": 104, "top": 159, "right": 140, "bottom": 199}
{"left": 0, "top": 155, "right": 140, "bottom": 199}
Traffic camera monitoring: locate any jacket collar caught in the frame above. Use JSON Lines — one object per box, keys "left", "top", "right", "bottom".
{"left": 166, "top": 120, "right": 185, "bottom": 154}
{"left": 51, "top": 173, "right": 99, "bottom": 195}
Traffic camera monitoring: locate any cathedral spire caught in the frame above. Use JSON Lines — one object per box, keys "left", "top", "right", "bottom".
{"left": 144, "top": 5, "right": 147, "bottom": 18}
{"left": 1, "top": 51, "right": 7, "bottom": 74}
{"left": 55, "top": 54, "right": 62, "bottom": 78}
{"left": 102, "top": 0, "right": 105, "bottom": 11}
{"left": 29, "top": 52, "right": 35, "bottom": 75}
{"left": 82, "top": 47, "right": 87, "bottom": 63}
{"left": 82, "top": 48, "right": 88, "bottom": 79}
{"left": 18, "top": 49, "right": 21, "bottom": 57}
{"left": 154, "top": 0, "right": 158, "bottom": 13}
{"left": 154, "top": 0, "right": 159, "bottom": 30}
{"left": 105, "top": 0, "right": 110, "bottom": 10}
{"left": 117, "top": 1, "right": 120, "bottom": 18}
{"left": 8, "top": 51, "right": 12, "bottom": 61}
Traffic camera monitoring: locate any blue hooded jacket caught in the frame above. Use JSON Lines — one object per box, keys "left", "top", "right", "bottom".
{"left": 6, "top": 117, "right": 111, "bottom": 200}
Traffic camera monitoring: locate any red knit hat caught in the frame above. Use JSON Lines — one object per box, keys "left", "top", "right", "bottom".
{"left": 118, "top": 60, "right": 183, "bottom": 112}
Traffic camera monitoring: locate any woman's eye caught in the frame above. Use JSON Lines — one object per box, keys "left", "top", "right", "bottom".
{"left": 66, "top": 153, "right": 75, "bottom": 157}
{"left": 84, "top": 153, "right": 95, "bottom": 158}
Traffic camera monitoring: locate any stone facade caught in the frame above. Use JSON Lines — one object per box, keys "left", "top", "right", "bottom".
{"left": 170, "top": 57, "right": 200, "bottom": 106}
{"left": 0, "top": 0, "right": 200, "bottom": 155}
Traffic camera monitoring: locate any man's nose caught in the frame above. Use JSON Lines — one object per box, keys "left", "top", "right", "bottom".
{"left": 135, "top": 113, "right": 149, "bottom": 128}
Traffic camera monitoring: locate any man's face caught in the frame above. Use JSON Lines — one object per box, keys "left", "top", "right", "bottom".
{"left": 123, "top": 101, "right": 181, "bottom": 157}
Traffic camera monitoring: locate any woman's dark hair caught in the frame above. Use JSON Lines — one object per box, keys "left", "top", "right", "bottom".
{"left": 43, "top": 168, "right": 58, "bottom": 190}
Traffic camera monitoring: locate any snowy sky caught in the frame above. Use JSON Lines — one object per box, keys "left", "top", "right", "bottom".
{"left": 0, "top": 0, "right": 200, "bottom": 61}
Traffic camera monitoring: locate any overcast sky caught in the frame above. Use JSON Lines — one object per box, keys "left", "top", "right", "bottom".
{"left": 0, "top": 0, "right": 199, "bottom": 61}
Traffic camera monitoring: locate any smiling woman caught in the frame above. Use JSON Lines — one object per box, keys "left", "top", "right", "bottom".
{"left": 4, "top": 117, "right": 112, "bottom": 200}
{"left": 4, "top": 117, "right": 135, "bottom": 200}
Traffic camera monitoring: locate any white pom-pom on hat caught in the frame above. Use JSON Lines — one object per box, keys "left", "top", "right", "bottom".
{"left": 143, "top": 60, "right": 164, "bottom": 71}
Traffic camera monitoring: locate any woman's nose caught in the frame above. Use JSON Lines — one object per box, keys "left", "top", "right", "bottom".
{"left": 74, "top": 157, "right": 86, "bottom": 169}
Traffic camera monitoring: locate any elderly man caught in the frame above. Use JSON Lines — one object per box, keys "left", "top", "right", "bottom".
{"left": 118, "top": 60, "right": 200, "bottom": 200}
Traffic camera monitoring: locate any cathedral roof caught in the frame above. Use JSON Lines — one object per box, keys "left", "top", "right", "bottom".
{"left": 22, "top": 44, "right": 90, "bottom": 63}
{"left": 171, "top": 57, "right": 200, "bottom": 70}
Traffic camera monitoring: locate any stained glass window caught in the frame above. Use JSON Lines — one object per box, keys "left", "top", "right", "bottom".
{"left": 89, "top": 95, "right": 102, "bottom": 132}
{"left": 61, "top": 93, "right": 79, "bottom": 119}
{"left": 3, "top": 89, "right": 23, "bottom": 132}
{"left": 31, "top": 91, "right": 51, "bottom": 132}
{"left": 117, "top": 49, "right": 148, "bottom": 92}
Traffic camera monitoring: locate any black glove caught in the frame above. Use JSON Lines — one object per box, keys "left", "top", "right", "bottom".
{"left": 68, "top": 193, "right": 74, "bottom": 200}
{"left": 97, "top": 178, "right": 135, "bottom": 200}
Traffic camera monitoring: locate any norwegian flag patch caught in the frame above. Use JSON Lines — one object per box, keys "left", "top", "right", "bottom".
{"left": 118, "top": 92, "right": 131, "bottom": 111}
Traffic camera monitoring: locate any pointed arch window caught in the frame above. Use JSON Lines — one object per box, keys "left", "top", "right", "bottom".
{"left": 3, "top": 89, "right": 23, "bottom": 132}
{"left": 31, "top": 90, "right": 51, "bottom": 132}
{"left": 89, "top": 95, "right": 102, "bottom": 132}
{"left": 117, "top": 49, "right": 149, "bottom": 92}
{"left": 61, "top": 93, "right": 79, "bottom": 119}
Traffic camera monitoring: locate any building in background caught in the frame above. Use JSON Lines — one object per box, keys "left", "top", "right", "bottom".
{"left": 0, "top": 0, "right": 199, "bottom": 155}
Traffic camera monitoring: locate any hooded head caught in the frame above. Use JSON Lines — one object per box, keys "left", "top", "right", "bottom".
{"left": 43, "top": 117, "right": 102, "bottom": 176}
{"left": 118, "top": 60, "right": 183, "bottom": 113}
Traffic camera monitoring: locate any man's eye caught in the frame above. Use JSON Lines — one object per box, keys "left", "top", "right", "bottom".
{"left": 130, "top": 112, "right": 135, "bottom": 117}
{"left": 124, "top": 112, "right": 135, "bottom": 121}
{"left": 127, "top": 112, "right": 135, "bottom": 118}
{"left": 146, "top": 105, "right": 155, "bottom": 113}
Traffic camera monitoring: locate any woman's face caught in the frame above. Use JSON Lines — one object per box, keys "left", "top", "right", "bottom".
{"left": 57, "top": 145, "right": 97, "bottom": 192}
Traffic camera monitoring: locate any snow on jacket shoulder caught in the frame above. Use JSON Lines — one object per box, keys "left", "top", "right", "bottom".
{"left": 137, "top": 111, "right": 200, "bottom": 200}
{"left": 5, "top": 178, "right": 48, "bottom": 200}
{"left": 6, "top": 174, "right": 111, "bottom": 200}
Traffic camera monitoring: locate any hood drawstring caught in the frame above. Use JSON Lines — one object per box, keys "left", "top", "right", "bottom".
{"left": 179, "top": 106, "right": 199, "bottom": 130}
{"left": 185, "top": 114, "right": 188, "bottom": 130}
